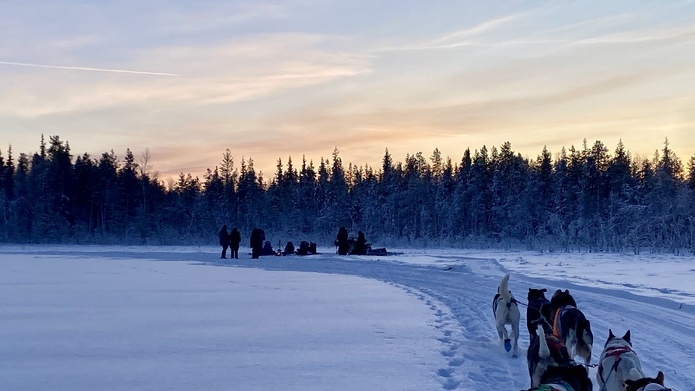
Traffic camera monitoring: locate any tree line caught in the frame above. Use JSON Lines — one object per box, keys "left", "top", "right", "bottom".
{"left": 0, "top": 135, "right": 693, "bottom": 254}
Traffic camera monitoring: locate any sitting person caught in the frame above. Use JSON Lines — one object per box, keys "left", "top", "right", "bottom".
{"left": 261, "top": 240, "right": 275, "bottom": 256}
{"left": 296, "top": 240, "right": 310, "bottom": 255}
{"left": 352, "top": 231, "right": 368, "bottom": 255}
{"left": 283, "top": 241, "right": 295, "bottom": 256}
{"left": 308, "top": 242, "right": 317, "bottom": 254}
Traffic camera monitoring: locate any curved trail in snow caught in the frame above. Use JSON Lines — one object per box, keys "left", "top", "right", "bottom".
{"left": 28, "top": 249, "right": 695, "bottom": 391}
{"left": 208, "top": 252, "right": 695, "bottom": 391}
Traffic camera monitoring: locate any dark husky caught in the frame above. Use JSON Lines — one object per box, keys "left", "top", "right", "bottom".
{"left": 527, "top": 288, "right": 551, "bottom": 340}
{"left": 527, "top": 325, "right": 573, "bottom": 388}
{"left": 550, "top": 289, "right": 593, "bottom": 365}
{"left": 550, "top": 289, "right": 577, "bottom": 313}
{"left": 625, "top": 371, "right": 669, "bottom": 391}
{"left": 527, "top": 326, "right": 593, "bottom": 391}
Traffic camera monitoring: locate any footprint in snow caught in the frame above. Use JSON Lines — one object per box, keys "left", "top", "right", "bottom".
{"left": 448, "top": 358, "right": 464, "bottom": 367}
{"left": 442, "top": 378, "right": 461, "bottom": 390}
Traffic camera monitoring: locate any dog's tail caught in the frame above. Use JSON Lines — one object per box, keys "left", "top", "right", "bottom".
{"left": 538, "top": 325, "right": 550, "bottom": 358}
{"left": 499, "top": 274, "right": 512, "bottom": 304}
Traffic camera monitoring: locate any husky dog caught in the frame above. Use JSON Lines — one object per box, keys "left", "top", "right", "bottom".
{"left": 492, "top": 274, "right": 520, "bottom": 357}
{"left": 624, "top": 371, "right": 669, "bottom": 391}
{"left": 527, "top": 324, "right": 573, "bottom": 388}
{"left": 527, "top": 288, "right": 551, "bottom": 340}
{"left": 550, "top": 289, "right": 593, "bottom": 365}
{"left": 550, "top": 289, "right": 577, "bottom": 314}
{"left": 528, "top": 326, "right": 593, "bottom": 391}
{"left": 597, "top": 329, "right": 645, "bottom": 391}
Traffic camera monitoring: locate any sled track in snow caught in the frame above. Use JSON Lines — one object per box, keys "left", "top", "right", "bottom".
{"left": 208, "top": 253, "right": 694, "bottom": 391}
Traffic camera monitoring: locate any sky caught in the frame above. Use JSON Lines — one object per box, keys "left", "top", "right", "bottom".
{"left": 1, "top": 1, "right": 694, "bottom": 181}
{"left": 1, "top": 245, "right": 693, "bottom": 390}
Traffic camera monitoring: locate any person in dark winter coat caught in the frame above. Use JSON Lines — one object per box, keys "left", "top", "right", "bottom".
{"left": 283, "top": 241, "right": 295, "bottom": 256}
{"left": 353, "top": 231, "right": 368, "bottom": 255}
{"left": 250, "top": 228, "right": 265, "bottom": 259}
{"left": 262, "top": 240, "right": 275, "bottom": 256}
{"left": 219, "top": 225, "right": 230, "bottom": 258}
{"left": 335, "top": 226, "right": 349, "bottom": 255}
{"left": 229, "top": 227, "right": 241, "bottom": 259}
{"left": 296, "top": 240, "right": 310, "bottom": 255}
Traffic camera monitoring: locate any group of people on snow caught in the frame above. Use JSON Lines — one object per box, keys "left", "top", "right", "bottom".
{"left": 218, "top": 225, "right": 377, "bottom": 258}
{"left": 218, "top": 225, "right": 242, "bottom": 259}
{"left": 334, "top": 226, "right": 369, "bottom": 255}
{"left": 218, "top": 225, "right": 319, "bottom": 258}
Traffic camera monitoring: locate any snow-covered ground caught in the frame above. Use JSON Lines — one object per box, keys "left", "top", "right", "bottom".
{"left": 1, "top": 245, "right": 693, "bottom": 391}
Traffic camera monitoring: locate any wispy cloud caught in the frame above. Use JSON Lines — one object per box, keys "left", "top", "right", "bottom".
{"left": 0, "top": 33, "right": 369, "bottom": 118}
{"left": 375, "top": 13, "right": 526, "bottom": 51}
{"left": 154, "top": 2, "right": 291, "bottom": 34}
{"left": 571, "top": 25, "right": 695, "bottom": 45}
{"left": 0, "top": 61, "right": 180, "bottom": 76}
{"left": 427, "top": 14, "right": 521, "bottom": 46}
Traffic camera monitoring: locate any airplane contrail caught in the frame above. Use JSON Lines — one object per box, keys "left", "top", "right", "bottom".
{"left": 0, "top": 61, "right": 180, "bottom": 76}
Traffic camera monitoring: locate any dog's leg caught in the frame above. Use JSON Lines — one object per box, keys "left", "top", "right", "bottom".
{"left": 496, "top": 320, "right": 507, "bottom": 345}
{"left": 579, "top": 324, "right": 593, "bottom": 365}
{"left": 566, "top": 328, "right": 577, "bottom": 360}
{"left": 511, "top": 316, "right": 520, "bottom": 357}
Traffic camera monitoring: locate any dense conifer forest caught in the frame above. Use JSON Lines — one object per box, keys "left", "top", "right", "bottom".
{"left": 1, "top": 135, "right": 693, "bottom": 253}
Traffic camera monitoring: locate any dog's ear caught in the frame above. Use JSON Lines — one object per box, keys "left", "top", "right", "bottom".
{"left": 622, "top": 330, "right": 631, "bottom": 344}
{"left": 540, "top": 288, "right": 547, "bottom": 292}
{"left": 564, "top": 289, "right": 570, "bottom": 294}
{"left": 608, "top": 329, "right": 615, "bottom": 340}
{"left": 656, "top": 371, "right": 665, "bottom": 385}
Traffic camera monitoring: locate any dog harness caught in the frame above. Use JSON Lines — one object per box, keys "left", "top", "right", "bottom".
{"left": 552, "top": 305, "right": 574, "bottom": 337}
{"left": 529, "top": 298, "right": 550, "bottom": 314}
{"left": 532, "top": 381, "right": 574, "bottom": 391}
{"left": 598, "top": 345, "right": 635, "bottom": 384}
{"left": 493, "top": 293, "right": 518, "bottom": 314}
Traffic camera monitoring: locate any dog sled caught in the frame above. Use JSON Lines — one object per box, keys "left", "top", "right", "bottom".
{"left": 342, "top": 241, "right": 400, "bottom": 256}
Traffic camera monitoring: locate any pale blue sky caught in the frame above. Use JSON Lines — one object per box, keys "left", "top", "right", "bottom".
{"left": 1, "top": 1, "right": 694, "bottom": 180}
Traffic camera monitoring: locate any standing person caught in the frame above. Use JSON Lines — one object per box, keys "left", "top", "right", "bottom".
{"left": 250, "top": 228, "right": 264, "bottom": 259}
{"left": 229, "top": 227, "right": 241, "bottom": 259}
{"left": 335, "top": 226, "right": 349, "bottom": 255}
{"left": 218, "top": 225, "right": 230, "bottom": 259}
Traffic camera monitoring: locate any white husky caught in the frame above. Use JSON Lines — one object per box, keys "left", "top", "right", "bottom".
{"left": 492, "top": 274, "right": 520, "bottom": 357}
{"left": 597, "top": 329, "right": 645, "bottom": 391}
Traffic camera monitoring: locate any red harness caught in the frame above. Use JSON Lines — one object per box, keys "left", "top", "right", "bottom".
{"left": 599, "top": 345, "right": 635, "bottom": 383}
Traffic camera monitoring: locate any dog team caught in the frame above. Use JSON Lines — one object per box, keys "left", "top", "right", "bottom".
{"left": 492, "top": 274, "right": 671, "bottom": 391}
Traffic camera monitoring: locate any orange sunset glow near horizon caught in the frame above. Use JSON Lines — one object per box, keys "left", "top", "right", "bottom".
{"left": 1, "top": 1, "right": 694, "bottom": 182}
